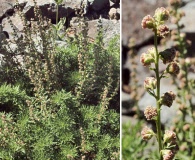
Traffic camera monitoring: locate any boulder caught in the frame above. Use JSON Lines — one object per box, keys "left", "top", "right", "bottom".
{"left": 179, "top": 1, "right": 195, "bottom": 33}
{"left": 0, "top": 0, "right": 16, "bottom": 21}
{"left": 110, "top": 0, "right": 120, "bottom": 4}
{"left": 88, "top": 0, "right": 110, "bottom": 11}
{"left": 87, "top": 18, "right": 120, "bottom": 44}
{"left": 21, "top": 0, "right": 77, "bottom": 21}
{"left": 2, "top": 13, "right": 24, "bottom": 39}
{"left": 70, "top": 18, "right": 120, "bottom": 45}
{"left": 122, "top": 0, "right": 167, "bottom": 47}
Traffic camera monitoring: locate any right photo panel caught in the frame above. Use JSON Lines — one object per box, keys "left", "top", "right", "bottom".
{"left": 122, "top": 0, "right": 195, "bottom": 159}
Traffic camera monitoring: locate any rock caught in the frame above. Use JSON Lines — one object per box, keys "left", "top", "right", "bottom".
{"left": 88, "top": 0, "right": 109, "bottom": 11}
{"left": 0, "top": 0, "right": 16, "bottom": 21}
{"left": 122, "top": 0, "right": 167, "bottom": 47}
{"left": 71, "top": 18, "right": 120, "bottom": 45}
{"left": 0, "top": 0, "right": 120, "bottom": 49}
{"left": 109, "top": 1, "right": 115, "bottom": 7}
{"left": 110, "top": 0, "right": 120, "bottom": 4}
{"left": 88, "top": 18, "right": 120, "bottom": 44}
{"left": 21, "top": 0, "right": 76, "bottom": 21}
{"left": 2, "top": 13, "right": 24, "bottom": 39}
{"left": 179, "top": 1, "right": 195, "bottom": 33}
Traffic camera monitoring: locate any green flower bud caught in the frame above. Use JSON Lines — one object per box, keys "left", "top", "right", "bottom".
{"left": 166, "top": 62, "right": 180, "bottom": 75}
{"left": 154, "top": 7, "right": 169, "bottom": 22}
{"left": 140, "top": 52, "right": 154, "bottom": 66}
{"left": 161, "top": 150, "right": 175, "bottom": 160}
{"left": 147, "top": 47, "right": 156, "bottom": 55}
{"left": 141, "top": 15, "right": 155, "bottom": 29}
{"left": 144, "top": 77, "right": 157, "bottom": 90}
{"left": 169, "top": 0, "right": 181, "bottom": 8}
{"left": 157, "top": 25, "right": 170, "bottom": 38}
{"left": 185, "top": 57, "right": 191, "bottom": 66}
{"left": 141, "top": 126, "right": 155, "bottom": 141}
{"left": 144, "top": 106, "right": 157, "bottom": 120}
{"left": 163, "top": 130, "right": 177, "bottom": 144}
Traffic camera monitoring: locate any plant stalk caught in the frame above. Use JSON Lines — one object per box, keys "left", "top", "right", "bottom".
{"left": 154, "top": 30, "right": 163, "bottom": 160}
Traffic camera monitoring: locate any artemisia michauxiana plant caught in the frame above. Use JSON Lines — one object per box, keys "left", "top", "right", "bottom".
{"left": 167, "top": 0, "right": 195, "bottom": 158}
{"left": 140, "top": 7, "right": 180, "bottom": 160}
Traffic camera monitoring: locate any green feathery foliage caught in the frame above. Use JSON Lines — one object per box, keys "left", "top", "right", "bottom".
{"left": 0, "top": 0, "right": 120, "bottom": 159}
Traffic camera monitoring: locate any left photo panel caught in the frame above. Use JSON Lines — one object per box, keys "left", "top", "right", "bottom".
{"left": 0, "top": 0, "right": 120, "bottom": 159}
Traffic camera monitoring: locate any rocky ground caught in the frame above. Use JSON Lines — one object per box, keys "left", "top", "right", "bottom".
{"left": 122, "top": 0, "right": 195, "bottom": 124}
{"left": 0, "top": 0, "right": 120, "bottom": 44}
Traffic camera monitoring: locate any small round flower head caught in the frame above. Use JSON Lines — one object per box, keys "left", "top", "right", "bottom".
{"left": 185, "top": 57, "right": 191, "bottom": 66}
{"left": 179, "top": 11, "right": 185, "bottom": 18}
{"left": 140, "top": 52, "right": 154, "bottom": 66}
{"left": 180, "top": 143, "right": 187, "bottom": 151}
{"left": 144, "top": 77, "right": 157, "bottom": 90}
{"left": 154, "top": 7, "right": 169, "bottom": 22}
{"left": 166, "top": 62, "right": 180, "bottom": 75}
{"left": 186, "top": 39, "right": 192, "bottom": 47}
{"left": 141, "top": 126, "right": 154, "bottom": 141}
{"left": 160, "top": 91, "right": 176, "bottom": 107}
{"left": 161, "top": 150, "right": 175, "bottom": 160}
{"left": 169, "top": 0, "right": 181, "bottom": 8}
{"left": 159, "top": 48, "right": 176, "bottom": 64}
{"left": 141, "top": 15, "right": 155, "bottom": 29}
{"left": 147, "top": 47, "right": 156, "bottom": 55}
{"left": 164, "top": 130, "right": 177, "bottom": 144}
{"left": 157, "top": 25, "right": 170, "bottom": 38}
{"left": 144, "top": 106, "right": 157, "bottom": 120}
{"left": 183, "top": 124, "right": 190, "bottom": 131}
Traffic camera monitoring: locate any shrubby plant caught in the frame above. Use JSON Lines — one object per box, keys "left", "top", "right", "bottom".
{"left": 0, "top": 0, "right": 119, "bottom": 159}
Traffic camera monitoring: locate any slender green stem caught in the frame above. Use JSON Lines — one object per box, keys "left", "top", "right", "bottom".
{"left": 154, "top": 29, "right": 163, "bottom": 160}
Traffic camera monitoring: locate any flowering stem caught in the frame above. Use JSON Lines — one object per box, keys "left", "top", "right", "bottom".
{"left": 176, "top": 18, "right": 195, "bottom": 121}
{"left": 154, "top": 29, "right": 163, "bottom": 159}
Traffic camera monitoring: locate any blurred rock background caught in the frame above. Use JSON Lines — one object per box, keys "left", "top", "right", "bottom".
{"left": 122, "top": 0, "right": 195, "bottom": 124}
{"left": 0, "top": 0, "right": 120, "bottom": 45}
